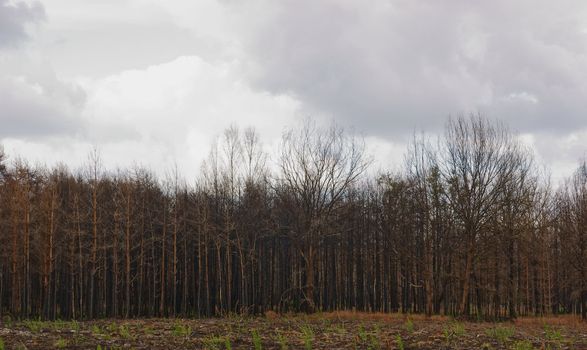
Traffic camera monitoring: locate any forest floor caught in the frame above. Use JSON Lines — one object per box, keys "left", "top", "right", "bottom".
{"left": 0, "top": 312, "right": 586, "bottom": 349}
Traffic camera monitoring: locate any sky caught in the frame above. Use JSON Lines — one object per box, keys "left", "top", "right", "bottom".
{"left": 1, "top": 0, "right": 587, "bottom": 184}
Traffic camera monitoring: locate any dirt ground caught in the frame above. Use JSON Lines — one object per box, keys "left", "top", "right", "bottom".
{"left": 0, "top": 312, "right": 586, "bottom": 349}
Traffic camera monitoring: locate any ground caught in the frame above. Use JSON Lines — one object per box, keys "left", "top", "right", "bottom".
{"left": 0, "top": 312, "right": 586, "bottom": 349}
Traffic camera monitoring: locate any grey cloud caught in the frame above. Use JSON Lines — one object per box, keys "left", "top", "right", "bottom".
{"left": 0, "top": 0, "right": 45, "bottom": 48}
{"left": 0, "top": 0, "right": 85, "bottom": 142}
{"left": 230, "top": 0, "right": 587, "bottom": 138}
{"left": 45, "top": 20, "right": 201, "bottom": 78}
{"left": 0, "top": 71, "right": 86, "bottom": 139}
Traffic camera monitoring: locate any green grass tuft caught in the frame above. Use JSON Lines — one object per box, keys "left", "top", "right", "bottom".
{"left": 172, "top": 322, "right": 192, "bottom": 337}
{"left": 251, "top": 329, "right": 263, "bottom": 350}
{"left": 404, "top": 318, "right": 414, "bottom": 333}
{"left": 55, "top": 337, "right": 67, "bottom": 349}
{"left": 395, "top": 334, "right": 404, "bottom": 350}
{"left": 300, "top": 324, "right": 314, "bottom": 350}
{"left": 512, "top": 340, "right": 534, "bottom": 350}
{"left": 485, "top": 325, "right": 515, "bottom": 343}
{"left": 202, "top": 335, "right": 227, "bottom": 350}
{"left": 274, "top": 331, "right": 288, "bottom": 350}
{"left": 443, "top": 321, "right": 465, "bottom": 344}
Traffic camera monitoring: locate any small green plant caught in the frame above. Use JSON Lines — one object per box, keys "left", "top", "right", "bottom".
{"left": 274, "top": 331, "right": 288, "bottom": 350}
{"left": 55, "top": 338, "right": 67, "bottom": 349}
{"left": 544, "top": 325, "right": 563, "bottom": 341}
{"left": 404, "top": 318, "right": 414, "bottom": 333}
{"left": 0, "top": 337, "right": 5, "bottom": 350}
{"left": 300, "top": 324, "right": 314, "bottom": 350}
{"left": 485, "top": 325, "right": 515, "bottom": 343}
{"left": 92, "top": 325, "right": 102, "bottom": 335}
{"left": 119, "top": 324, "right": 133, "bottom": 339}
{"left": 357, "top": 324, "right": 368, "bottom": 343}
{"left": 22, "top": 319, "right": 44, "bottom": 333}
{"left": 395, "top": 334, "right": 404, "bottom": 350}
{"left": 251, "top": 329, "right": 262, "bottom": 350}
{"left": 202, "top": 335, "right": 226, "bottom": 350}
{"left": 96, "top": 345, "right": 102, "bottom": 350}
{"left": 443, "top": 326, "right": 450, "bottom": 342}
{"left": 543, "top": 325, "right": 563, "bottom": 349}
{"left": 172, "top": 322, "right": 192, "bottom": 337}
{"left": 453, "top": 322, "right": 465, "bottom": 336}
{"left": 224, "top": 337, "right": 232, "bottom": 350}
{"left": 512, "top": 340, "right": 534, "bottom": 350}
{"left": 2, "top": 316, "right": 12, "bottom": 327}
{"left": 49, "top": 319, "right": 80, "bottom": 332}
{"left": 443, "top": 321, "right": 465, "bottom": 344}
{"left": 365, "top": 325, "right": 381, "bottom": 350}
{"left": 480, "top": 342, "right": 493, "bottom": 350}
{"left": 368, "top": 334, "right": 381, "bottom": 350}
{"left": 56, "top": 319, "right": 74, "bottom": 331}
{"left": 325, "top": 320, "right": 346, "bottom": 334}
{"left": 143, "top": 325, "right": 154, "bottom": 335}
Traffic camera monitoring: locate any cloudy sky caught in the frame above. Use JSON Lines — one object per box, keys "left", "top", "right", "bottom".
{"left": 1, "top": 0, "right": 587, "bottom": 183}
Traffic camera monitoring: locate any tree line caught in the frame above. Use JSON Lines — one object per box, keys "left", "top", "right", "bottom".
{"left": 0, "top": 116, "right": 585, "bottom": 320}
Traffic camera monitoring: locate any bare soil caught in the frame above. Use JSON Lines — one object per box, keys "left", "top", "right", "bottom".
{"left": 0, "top": 312, "right": 586, "bottom": 349}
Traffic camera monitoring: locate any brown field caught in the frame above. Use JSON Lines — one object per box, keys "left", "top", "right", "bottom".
{"left": 0, "top": 312, "right": 586, "bottom": 349}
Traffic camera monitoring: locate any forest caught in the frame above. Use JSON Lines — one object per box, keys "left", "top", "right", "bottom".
{"left": 0, "top": 115, "right": 586, "bottom": 322}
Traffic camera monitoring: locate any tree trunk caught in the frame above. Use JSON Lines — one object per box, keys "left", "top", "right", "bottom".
{"left": 460, "top": 240, "right": 475, "bottom": 316}
{"left": 304, "top": 245, "right": 316, "bottom": 313}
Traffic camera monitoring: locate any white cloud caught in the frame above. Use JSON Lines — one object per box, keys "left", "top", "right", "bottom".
{"left": 7, "top": 55, "right": 303, "bottom": 179}
{"left": 0, "top": 50, "right": 86, "bottom": 139}
{"left": 505, "top": 92, "right": 539, "bottom": 104}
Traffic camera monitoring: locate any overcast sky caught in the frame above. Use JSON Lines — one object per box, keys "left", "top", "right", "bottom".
{"left": 1, "top": 0, "right": 587, "bottom": 183}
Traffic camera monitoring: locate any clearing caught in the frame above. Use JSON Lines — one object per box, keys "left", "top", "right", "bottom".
{"left": 0, "top": 312, "right": 586, "bottom": 349}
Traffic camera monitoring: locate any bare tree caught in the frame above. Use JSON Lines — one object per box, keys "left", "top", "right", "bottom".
{"left": 558, "top": 161, "right": 587, "bottom": 320}
{"left": 439, "top": 115, "right": 525, "bottom": 315}
{"left": 406, "top": 134, "right": 439, "bottom": 316}
{"left": 87, "top": 148, "right": 102, "bottom": 318}
{"left": 0, "top": 145, "right": 7, "bottom": 179}
{"left": 278, "top": 120, "right": 370, "bottom": 311}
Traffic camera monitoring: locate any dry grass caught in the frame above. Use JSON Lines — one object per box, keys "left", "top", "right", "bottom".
{"left": 515, "top": 315, "right": 586, "bottom": 327}
{"left": 308, "top": 310, "right": 450, "bottom": 322}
